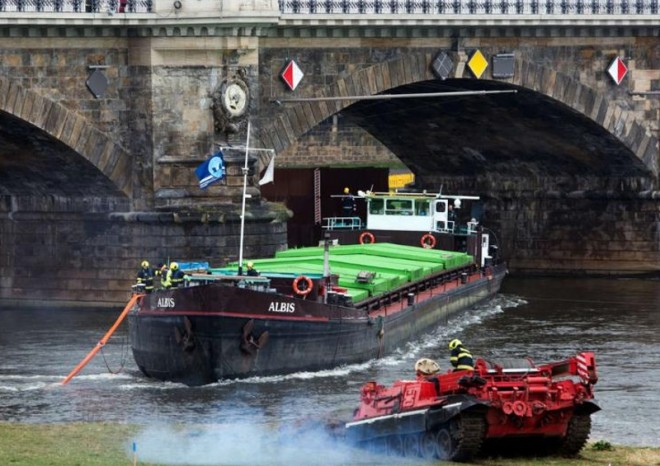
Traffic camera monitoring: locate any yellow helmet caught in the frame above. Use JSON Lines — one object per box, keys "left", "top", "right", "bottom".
{"left": 449, "top": 338, "right": 462, "bottom": 350}
{"left": 141, "top": 260, "right": 149, "bottom": 268}
{"left": 247, "top": 262, "right": 254, "bottom": 268}
{"left": 170, "top": 262, "right": 179, "bottom": 271}
{"left": 343, "top": 187, "right": 350, "bottom": 194}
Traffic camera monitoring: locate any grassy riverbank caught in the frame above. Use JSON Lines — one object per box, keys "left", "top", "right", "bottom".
{"left": 1, "top": 422, "right": 659, "bottom": 466}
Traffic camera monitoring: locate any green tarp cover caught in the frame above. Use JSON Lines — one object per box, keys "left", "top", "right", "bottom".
{"left": 214, "top": 243, "right": 473, "bottom": 302}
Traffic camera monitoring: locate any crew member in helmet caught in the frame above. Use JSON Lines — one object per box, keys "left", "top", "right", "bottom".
{"left": 448, "top": 339, "right": 474, "bottom": 371}
{"left": 341, "top": 187, "right": 356, "bottom": 217}
{"left": 157, "top": 263, "right": 168, "bottom": 288}
{"left": 246, "top": 262, "right": 260, "bottom": 277}
{"left": 136, "top": 260, "right": 155, "bottom": 293}
{"left": 162, "top": 262, "right": 187, "bottom": 289}
{"left": 170, "top": 262, "right": 186, "bottom": 288}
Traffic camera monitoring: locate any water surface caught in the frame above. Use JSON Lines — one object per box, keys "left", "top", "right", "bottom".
{"left": 1, "top": 277, "right": 658, "bottom": 463}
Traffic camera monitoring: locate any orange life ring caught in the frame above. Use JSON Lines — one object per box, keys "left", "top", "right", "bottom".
{"left": 292, "top": 275, "right": 313, "bottom": 296}
{"left": 420, "top": 233, "right": 436, "bottom": 249}
{"left": 359, "top": 232, "right": 376, "bottom": 245}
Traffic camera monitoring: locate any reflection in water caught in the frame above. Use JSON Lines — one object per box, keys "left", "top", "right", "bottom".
{"left": 1, "top": 277, "right": 658, "bottom": 460}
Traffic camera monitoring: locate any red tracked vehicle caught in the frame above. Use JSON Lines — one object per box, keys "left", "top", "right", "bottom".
{"left": 345, "top": 352, "right": 599, "bottom": 462}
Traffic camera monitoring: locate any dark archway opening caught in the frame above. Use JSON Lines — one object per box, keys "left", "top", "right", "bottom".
{"left": 0, "top": 111, "right": 127, "bottom": 211}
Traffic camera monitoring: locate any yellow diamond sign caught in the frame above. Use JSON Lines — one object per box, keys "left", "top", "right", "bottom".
{"left": 468, "top": 50, "right": 488, "bottom": 79}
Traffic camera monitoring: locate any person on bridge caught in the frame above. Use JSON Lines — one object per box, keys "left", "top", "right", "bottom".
{"left": 341, "top": 187, "right": 357, "bottom": 217}
{"left": 246, "top": 262, "right": 260, "bottom": 277}
{"left": 136, "top": 260, "right": 155, "bottom": 293}
{"left": 448, "top": 339, "right": 474, "bottom": 371}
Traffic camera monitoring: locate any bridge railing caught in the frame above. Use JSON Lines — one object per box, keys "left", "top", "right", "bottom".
{"left": 0, "top": 0, "right": 152, "bottom": 12}
{"left": 279, "top": 0, "right": 659, "bottom": 14}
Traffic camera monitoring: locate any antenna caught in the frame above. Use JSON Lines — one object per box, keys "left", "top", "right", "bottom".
{"left": 271, "top": 89, "right": 517, "bottom": 104}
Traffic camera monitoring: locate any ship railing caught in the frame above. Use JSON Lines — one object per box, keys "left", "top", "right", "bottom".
{"left": 322, "top": 216, "right": 363, "bottom": 231}
{"left": 187, "top": 272, "right": 272, "bottom": 290}
{"left": 357, "top": 263, "right": 475, "bottom": 311}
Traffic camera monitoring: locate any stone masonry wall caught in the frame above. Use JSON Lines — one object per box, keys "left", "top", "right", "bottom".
{"left": 0, "top": 212, "right": 287, "bottom": 307}
{"left": 0, "top": 37, "right": 154, "bottom": 209}
{"left": 276, "top": 115, "right": 402, "bottom": 168}
{"left": 493, "top": 193, "right": 660, "bottom": 276}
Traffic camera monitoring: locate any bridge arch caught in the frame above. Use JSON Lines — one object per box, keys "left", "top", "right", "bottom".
{"left": 0, "top": 76, "right": 133, "bottom": 198}
{"left": 255, "top": 52, "right": 657, "bottom": 178}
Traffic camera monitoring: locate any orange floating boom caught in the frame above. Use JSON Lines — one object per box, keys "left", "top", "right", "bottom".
{"left": 61, "top": 294, "right": 142, "bottom": 385}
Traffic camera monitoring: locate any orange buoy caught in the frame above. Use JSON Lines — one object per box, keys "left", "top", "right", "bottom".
{"left": 359, "top": 231, "right": 375, "bottom": 244}
{"left": 292, "top": 275, "right": 313, "bottom": 296}
{"left": 420, "top": 233, "right": 436, "bottom": 249}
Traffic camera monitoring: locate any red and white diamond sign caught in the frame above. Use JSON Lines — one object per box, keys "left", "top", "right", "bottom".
{"left": 607, "top": 57, "right": 628, "bottom": 85}
{"left": 281, "top": 59, "right": 304, "bottom": 91}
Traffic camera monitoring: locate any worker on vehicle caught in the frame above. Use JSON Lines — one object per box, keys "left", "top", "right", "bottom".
{"left": 136, "top": 260, "right": 155, "bottom": 293}
{"left": 246, "top": 262, "right": 260, "bottom": 277}
{"left": 448, "top": 339, "right": 474, "bottom": 371}
{"left": 341, "top": 187, "right": 357, "bottom": 217}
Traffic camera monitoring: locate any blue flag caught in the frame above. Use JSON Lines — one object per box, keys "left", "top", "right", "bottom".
{"left": 195, "top": 151, "right": 225, "bottom": 189}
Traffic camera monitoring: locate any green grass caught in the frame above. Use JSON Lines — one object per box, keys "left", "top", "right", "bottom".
{"left": 1, "top": 422, "right": 658, "bottom": 466}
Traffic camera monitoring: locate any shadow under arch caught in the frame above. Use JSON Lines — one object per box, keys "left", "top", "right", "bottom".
{"left": 0, "top": 76, "right": 133, "bottom": 198}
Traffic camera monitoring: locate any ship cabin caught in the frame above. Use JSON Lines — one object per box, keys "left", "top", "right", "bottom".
{"left": 323, "top": 191, "right": 494, "bottom": 268}
{"left": 325, "top": 191, "right": 481, "bottom": 235}
{"left": 363, "top": 192, "right": 480, "bottom": 235}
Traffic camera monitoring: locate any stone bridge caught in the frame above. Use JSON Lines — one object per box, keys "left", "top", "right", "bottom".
{"left": 0, "top": 0, "right": 658, "bottom": 306}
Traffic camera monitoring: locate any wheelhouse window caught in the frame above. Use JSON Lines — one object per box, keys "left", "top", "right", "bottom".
{"left": 416, "top": 200, "right": 430, "bottom": 216}
{"left": 369, "top": 198, "right": 384, "bottom": 215}
{"left": 386, "top": 199, "right": 413, "bottom": 215}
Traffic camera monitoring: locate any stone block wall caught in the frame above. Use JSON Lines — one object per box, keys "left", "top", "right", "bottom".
{"left": 276, "top": 115, "right": 402, "bottom": 168}
{"left": 0, "top": 36, "right": 154, "bottom": 208}
{"left": 494, "top": 194, "right": 660, "bottom": 276}
{"left": 0, "top": 211, "right": 287, "bottom": 307}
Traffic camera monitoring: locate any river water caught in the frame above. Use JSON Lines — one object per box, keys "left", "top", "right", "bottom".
{"left": 0, "top": 277, "right": 658, "bottom": 464}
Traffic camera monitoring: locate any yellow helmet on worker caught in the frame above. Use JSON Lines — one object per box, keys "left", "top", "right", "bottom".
{"left": 449, "top": 338, "right": 462, "bottom": 350}
{"left": 247, "top": 262, "right": 254, "bottom": 268}
{"left": 343, "top": 187, "right": 350, "bottom": 194}
{"left": 170, "top": 262, "right": 179, "bottom": 271}
{"left": 141, "top": 260, "right": 149, "bottom": 268}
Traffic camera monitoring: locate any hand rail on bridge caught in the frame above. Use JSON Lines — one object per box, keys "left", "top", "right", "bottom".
{"left": 279, "top": 0, "right": 659, "bottom": 15}
{"left": 0, "top": 0, "right": 152, "bottom": 13}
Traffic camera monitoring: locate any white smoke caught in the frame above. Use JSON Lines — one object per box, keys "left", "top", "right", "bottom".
{"left": 128, "top": 421, "right": 411, "bottom": 466}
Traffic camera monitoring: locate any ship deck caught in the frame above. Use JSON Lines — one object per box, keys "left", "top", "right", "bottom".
{"left": 207, "top": 243, "right": 474, "bottom": 303}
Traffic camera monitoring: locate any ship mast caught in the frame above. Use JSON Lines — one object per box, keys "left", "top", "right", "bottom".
{"left": 237, "top": 120, "right": 251, "bottom": 275}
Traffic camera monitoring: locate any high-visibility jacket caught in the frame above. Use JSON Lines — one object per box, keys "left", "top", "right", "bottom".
{"left": 136, "top": 267, "right": 155, "bottom": 292}
{"left": 170, "top": 269, "right": 185, "bottom": 288}
{"left": 450, "top": 344, "right": 474, "bottom": 371}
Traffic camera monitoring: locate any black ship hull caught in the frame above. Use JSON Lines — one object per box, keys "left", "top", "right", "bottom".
{"left": 128, "top": 263, "right": 506, "bottom": 386}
